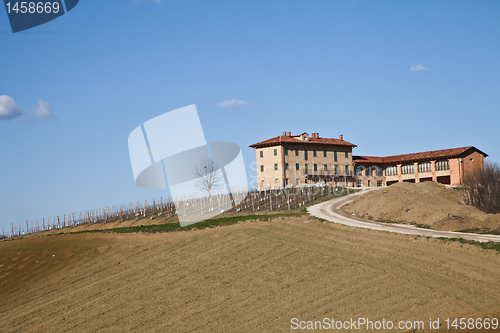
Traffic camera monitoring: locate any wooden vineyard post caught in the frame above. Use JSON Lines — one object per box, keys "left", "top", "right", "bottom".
{"left": 269, "top": 189, "right": 273, "bottom": 211}
{"left": 251, "top": 191, "right": 255, "bottom": 211}
{"left": 26, "top": 220, "right": 29, "bottom": 234}
{"left": 11, "top": 223, "right": 14, "bottom": 237}
{"left": 42, "top": 218, "right": 45, "bottom": 231}
{"left": 183, "top": 194, "right": 187, "bottom": 217}
{"left": 200, "top": 193, "right": 204, "bottom": 216}
{"left": 88, "top": 211, "right": 91, "bottom": 226}
{"left": 287, "top": 190, "right": 290, "bottom": 210}
{"left": 57, "top": 216, "right": 60, "bottom": 229}
{"left": 218, "top": 194, "right": 221, "bottom": 213}
{"left": 120, "top": 206, "right": 123, "bottom": 222}
{"left": 152, "top": 199, "right": 155, "bottom": 220}
{"left": 276, "top": 190, "right": 279, "bottom": 209}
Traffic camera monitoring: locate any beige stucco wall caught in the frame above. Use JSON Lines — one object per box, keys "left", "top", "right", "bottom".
{"left": 255, "top": 143, "right": 353, "bottom": 189}
{"left": 254, "top": 139, "right": 485, "bottom": 189}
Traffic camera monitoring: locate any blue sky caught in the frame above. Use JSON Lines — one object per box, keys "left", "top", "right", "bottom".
{"left": 1, "top": 0, "right": 499, "bottom": 234}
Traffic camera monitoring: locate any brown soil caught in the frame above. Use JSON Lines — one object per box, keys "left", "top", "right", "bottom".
{"left": 343, "top": 182, "right": 500, "bottom": 232}
{"left": 1, "top": 216, "right": 499, "bottom": 332}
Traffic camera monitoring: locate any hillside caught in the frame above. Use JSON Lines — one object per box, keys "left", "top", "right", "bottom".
{"left": 1, "top": 213, "right": 500, "bottom": 332}
{"left": 343, "top": 182, "right": 500, "bottom": 233}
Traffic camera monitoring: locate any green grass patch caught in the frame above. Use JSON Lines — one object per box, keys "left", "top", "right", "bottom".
{"left": 451, "top": 186, "right": 465, "bottom": 191}
{"left": 380, "top": 219, "right": 406, "bottom": 225}
{"left": 454, "top": 227, "right": 491, "bottom": 234}
{"left": 436, "top": 237, "right": 500, "bottom": 253}
{"left": 414, "top": 223, "right": 432, "bottom": 229}
{"left": 63, "top": 212, "right": 306, "bottom": 236}
{"left": 379, "top": 219, "right": 432, "bottom": 229}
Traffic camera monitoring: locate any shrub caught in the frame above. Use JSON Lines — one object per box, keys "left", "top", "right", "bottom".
{"left": 462, "top": 161, "right": 500, "bottom": 214}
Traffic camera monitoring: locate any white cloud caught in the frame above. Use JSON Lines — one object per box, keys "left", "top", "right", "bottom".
{"left": 410, "top": 64, "right": 429, "bottom": 71}
{"left": 217, "top": 100, "right": 250, "bottom": 108}
{"left": 0, "top": 95, "right": 23, "bottom": 120}
{"left": 33, "top": 99, "right": 53, "bottom": 119}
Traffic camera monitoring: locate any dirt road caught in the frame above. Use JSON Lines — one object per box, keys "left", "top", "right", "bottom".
{"left": 308, "top": 188, "right": 500, "bottom": 243}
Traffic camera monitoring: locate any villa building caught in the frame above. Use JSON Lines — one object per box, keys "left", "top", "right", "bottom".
{"left": 250, "top": 132, "right": 487, "bottom": 189}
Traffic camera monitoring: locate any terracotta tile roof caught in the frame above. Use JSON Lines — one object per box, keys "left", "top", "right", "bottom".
{"left": 353, "top": 156, "right": 385, "bottom": 164}
{"left": 353, "top": 146, "right": 487, "bottom": 165}
{"left": 249, "top": 134, "right": 356, "bottom": 148}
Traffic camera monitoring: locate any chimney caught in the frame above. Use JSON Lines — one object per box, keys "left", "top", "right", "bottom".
{"left": 339, "top": 135, "right": 343, "bottom": 141}
{"left": 287, "top": 132, "right": 291, "bottom": 136}
{"left": 283, "top": 131, "right": 287, "bottom": 136}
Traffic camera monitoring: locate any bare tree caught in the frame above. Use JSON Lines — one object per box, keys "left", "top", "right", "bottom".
{"left": 193, "top": 158, "right": 225, "bottom": 197}
{"left": 462, "top": 161, "right": 500, "bottom": 214}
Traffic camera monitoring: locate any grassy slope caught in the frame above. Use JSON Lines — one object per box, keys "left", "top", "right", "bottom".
{"left": 1, "top": 213, "right": 500, "bottom": 332}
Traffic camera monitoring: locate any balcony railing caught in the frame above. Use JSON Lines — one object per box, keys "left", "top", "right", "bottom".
{"left": 304, "top": 171, "right": 353, "bottom": 177}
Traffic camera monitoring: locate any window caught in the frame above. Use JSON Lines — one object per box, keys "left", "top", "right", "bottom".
{"left": 375, "top": 166, "right": 383, "bottom": 176}
{"left": 401, "top": 164, "right": 415, "bottom": 174}
{"left": 334, "top": 151, "right": 337, "bottom": 162}
{"left": 259, "top": 151, "right": 263, "bottom": 158}
{"left": 313, "top": 150, "right": 317, "bottom": 157}
{"left": 260, "top": 165, "right": 264, "bottom": 172}
{"left": 296, "top": 178, "right": 299, "bottom": 185}
{"left": 295, "top": 149, "right": 299, "bottom": 156}
{"left": 296, "top": 163, "right": 299, "bottom": 171}
{"left": 324, "top": 164, "right": 327, "bottom": 171}
{"left": 314, "top": 164, "right": 317, "bottom": 171}
{"left": 356, "top": 180, "right": 362, "bottom": 188}
{"left": 285, "top": 163, "right": 289, "bottom": 170}
{"left": 274, "top": 163, "right": 278, "bottom": 170}
{"left": 366, "top": 167, "right": 371, "bottom": 177}
{"left": 275, "top": 179, "right": 279, "bottom": 187}
{"left": 274, "top": 149, "right": 277, "bottom": 156}
{"left": 436, "top": 160, "right": 450, "bottom": 171}
{"left": 285, "top": 148, "right": 288, "bottom": 156}
{"left": 335, "top": 165, "right": 338, "bottom": 176}
{"left": 305, "top": 164, "right": 309, "bottom": 175}
{"left": 418, "top": 162, "right": 432, "bottom": 173}
{"left": 304, "top": 150, "right": 308, "bottom": 160}
{"left": 345, "top": 165, "right": 349, "bottom": 175}
{"left": 377, "top": 180, "right": 383, "bottom": 187}
{"left": 368, "top": 180, "right": 371, "bottom": 187}
{"left": 285, "top": 178, "right": 288, "bottom": 185}
{"left": 261, "top": 180, "right": 265, "bottom": 188}
{"left": 345, "top": 151, "right": 348, "bottom": 159}
{"left": 354, "top": 167, "right": 363, "bottom": 176}
{"left": 386, "top": 165, "right": 398, "bottom": 176}
{"left": 323, "top": 150, "right": 327, "bottom": 157}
